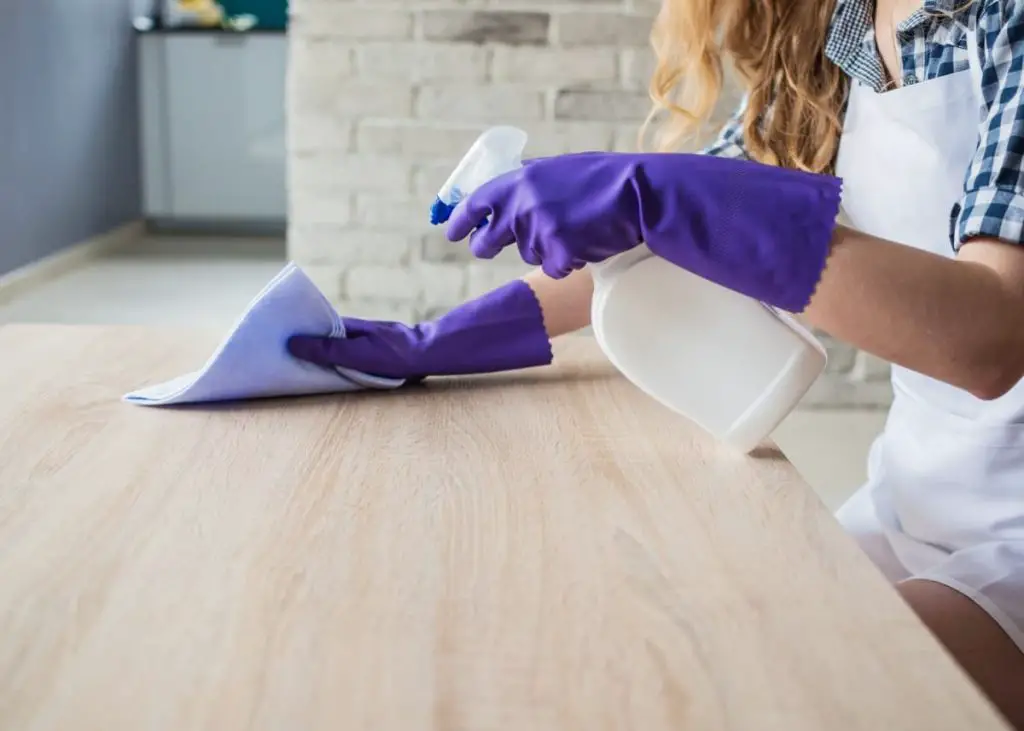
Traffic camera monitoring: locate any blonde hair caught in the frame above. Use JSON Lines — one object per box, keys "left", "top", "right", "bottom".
{"left": 644, "top": 0, "right": 848, "bottom": 173}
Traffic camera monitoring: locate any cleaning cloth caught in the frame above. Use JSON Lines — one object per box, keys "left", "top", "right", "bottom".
{"left": 123, "top": 263, "right": 403, "bottom": 406}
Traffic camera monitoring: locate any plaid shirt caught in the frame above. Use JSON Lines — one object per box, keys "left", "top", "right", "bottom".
{"left": 704, "top": 0, "right": 1024, "bottom": 249}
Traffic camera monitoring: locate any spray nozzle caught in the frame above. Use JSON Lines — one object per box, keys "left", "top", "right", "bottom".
{"left": 430, "top": 126, "right": 529, "bottom": 226}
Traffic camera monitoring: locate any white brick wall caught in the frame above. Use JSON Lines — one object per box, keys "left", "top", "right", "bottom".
{"left": 286, "top": 0, "right": 891, "bottom": 408}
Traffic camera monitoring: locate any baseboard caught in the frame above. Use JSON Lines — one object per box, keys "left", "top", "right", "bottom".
{"left": 0, "top": 220, "right": 144, "bottom": 305}
{"left": 146, "top": 217, "right": 286, "bottom": 237}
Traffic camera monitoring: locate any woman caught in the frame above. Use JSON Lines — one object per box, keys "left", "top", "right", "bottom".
{"left": 290, "top": 0, "right": 1024, "bottom": 723}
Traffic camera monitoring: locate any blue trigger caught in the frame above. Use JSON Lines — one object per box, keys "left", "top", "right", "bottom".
{"left": 429, "top": 196, "right": 489, "bottom": 236}
{"left": 429, "top": 198, "right": 456, "bottom": 226}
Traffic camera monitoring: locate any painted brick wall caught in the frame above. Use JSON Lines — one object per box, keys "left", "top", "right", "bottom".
{"left": 285, "top": 0, "right": 891, "bottom": 408}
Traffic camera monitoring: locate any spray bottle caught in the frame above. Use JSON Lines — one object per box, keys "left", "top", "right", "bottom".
{"left": 432, "top": 126, "right": 826, "bottom": 453}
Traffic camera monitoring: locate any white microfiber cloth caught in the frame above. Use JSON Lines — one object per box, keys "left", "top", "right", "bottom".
{"left": 123, "top": 262, "right": 403, "bottom": 406}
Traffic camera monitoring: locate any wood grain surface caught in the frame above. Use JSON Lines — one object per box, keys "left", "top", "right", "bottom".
{"left": 0, "top": 324, "right": 1009, "bottom": 731}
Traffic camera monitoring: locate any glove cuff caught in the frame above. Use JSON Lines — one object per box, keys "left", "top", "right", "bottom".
{"left": 423, "top": 279, "right": 554, "bottom": 375}
{"left": 639, "top": 156, "right": 843, "bottom": 313}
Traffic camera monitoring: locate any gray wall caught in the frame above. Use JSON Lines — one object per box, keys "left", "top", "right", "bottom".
{"left": 0, "top": 0, "right": 140, "bottom": 276}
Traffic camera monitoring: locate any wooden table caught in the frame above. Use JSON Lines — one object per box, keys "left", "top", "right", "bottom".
{"left": 0, "top": 324, "right": 1009, "bottom": 730}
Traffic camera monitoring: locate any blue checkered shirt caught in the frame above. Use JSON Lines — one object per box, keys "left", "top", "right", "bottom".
{"left": 705, "top": 0, "right": 1024, "bottom": 249}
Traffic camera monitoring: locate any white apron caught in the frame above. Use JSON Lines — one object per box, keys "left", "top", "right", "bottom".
{"left": 834, "top": 34, "right": 1024, "bottom": 651}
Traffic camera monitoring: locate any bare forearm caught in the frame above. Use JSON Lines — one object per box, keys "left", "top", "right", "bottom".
{"left": 523, "top": 268, "right": 593, "bottom": 337}
{"left": 804, "top": 226, "right": 1024, "bottom": 399}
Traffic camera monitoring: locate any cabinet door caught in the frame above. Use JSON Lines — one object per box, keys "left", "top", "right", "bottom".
{"left": 164, "top": 35, "right": 286, "bottom": 219}
{"left": 139, "top": 35, "right": 172, "bottom": 217}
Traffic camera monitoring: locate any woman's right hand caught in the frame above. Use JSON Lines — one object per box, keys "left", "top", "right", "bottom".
{"left": 447, "top": 152, "right": 842, "bottom": 313}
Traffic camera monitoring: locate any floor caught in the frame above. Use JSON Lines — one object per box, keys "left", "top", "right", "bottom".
{"left": 0, "top": 235, "right": 887, "bottom": 510}
{"left": 0, "top": 236, "right": 287, "bottom": 328}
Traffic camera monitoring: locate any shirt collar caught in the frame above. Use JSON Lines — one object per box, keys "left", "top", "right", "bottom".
{"left": 823, "top": 0, "right": 954, "bottom": 90}
{"left": 824, "top": 0, "right": 884, "bottom": 89}
{"left": 824, "top": 0, "right": 871, "bottom": 68}
{"left": 825, "top": 0, "right": 959, "bottom": 67}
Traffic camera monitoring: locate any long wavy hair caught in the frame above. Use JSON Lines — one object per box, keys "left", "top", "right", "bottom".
{"left": 644, "top": 0, "right": 848, "bottom": 173}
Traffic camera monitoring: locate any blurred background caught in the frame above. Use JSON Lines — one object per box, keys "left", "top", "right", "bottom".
{"left": 0, "top": 0, "right": 887, "bottom": 504}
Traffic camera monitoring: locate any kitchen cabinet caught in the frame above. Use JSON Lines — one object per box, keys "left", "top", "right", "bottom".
{"left": 138, "top": 31, "right": 287, "bottom": 223}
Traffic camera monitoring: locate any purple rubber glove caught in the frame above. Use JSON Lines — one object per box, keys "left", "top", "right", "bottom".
{"left": 446, "top": 152, "right": 842, "bottom": 313}
{"left": 287, "top": 280, "right": 552, "bottom": 380}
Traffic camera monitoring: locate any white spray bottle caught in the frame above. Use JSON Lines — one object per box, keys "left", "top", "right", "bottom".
{"left": 433, "top": 126, "right": 826, "bottom": 453}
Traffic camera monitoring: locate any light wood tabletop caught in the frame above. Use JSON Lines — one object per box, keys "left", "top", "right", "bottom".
{"left": 0, "top": 324, "right": 1009, "bottom": 731}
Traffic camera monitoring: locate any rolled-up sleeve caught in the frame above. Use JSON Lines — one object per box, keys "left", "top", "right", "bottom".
{"left": 953, "top": 0, "right": 1024, "bottom": 248}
